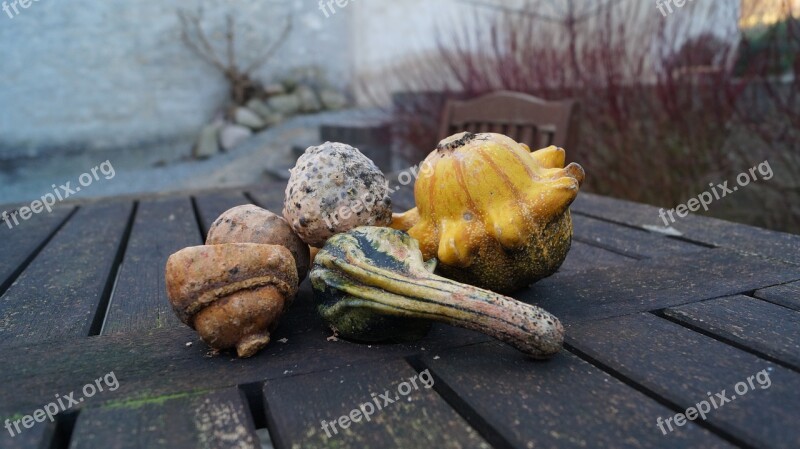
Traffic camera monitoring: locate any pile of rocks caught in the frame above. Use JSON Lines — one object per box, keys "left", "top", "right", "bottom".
{"left": 193, "top": 82, "right": 349, "bottom": 158}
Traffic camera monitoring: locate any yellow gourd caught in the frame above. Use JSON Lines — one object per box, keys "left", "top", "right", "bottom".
{"left": 391, "top": 132, "right": 585, "bottom": 293}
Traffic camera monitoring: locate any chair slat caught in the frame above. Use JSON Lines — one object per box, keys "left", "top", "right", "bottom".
{"left": 438, "top": 91, "right": 579, "bottom": 150}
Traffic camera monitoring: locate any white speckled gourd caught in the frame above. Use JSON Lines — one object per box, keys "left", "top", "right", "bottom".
{"left": 283, "top": 142, "right": 393, "bottom": 247}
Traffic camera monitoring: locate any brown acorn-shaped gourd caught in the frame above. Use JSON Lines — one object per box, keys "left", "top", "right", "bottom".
{"left": 165, "top": 243, "right": 298, "bottom": 357}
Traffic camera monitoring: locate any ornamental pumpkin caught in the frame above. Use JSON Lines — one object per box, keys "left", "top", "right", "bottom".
{"left": 311, "top": 226, "right": 564, "bottom": 358}
{"left": 391, "top": 132, "right": 585, "bottom": 293}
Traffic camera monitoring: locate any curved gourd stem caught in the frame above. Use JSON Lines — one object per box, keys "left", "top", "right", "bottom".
{"left": 314, "top": 246, "right": 564, "bottom": 358}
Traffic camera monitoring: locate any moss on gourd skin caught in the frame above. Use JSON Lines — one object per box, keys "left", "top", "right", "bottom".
{"left": 312, "top": 228, "right": 434, "bottom": 343}
{"left": 311, "top": 226, "right": 565, "bottom": 358}
{"left": 392, "top": 132, "right": 585, "bottom": 294}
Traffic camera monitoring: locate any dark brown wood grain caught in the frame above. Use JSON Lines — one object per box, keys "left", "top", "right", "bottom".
{"left": 0, "top": 319, "right": 489, "bottom": 421}
{"left": 567, "top": 313, "right": 800, "bottom": 448}
{"left": 572, "top": 213, "right": 707, "bottom": 260}
{"left": 0, "top": 202, "right": 133, "bottom": 346}
{"left": 0, "top": 420, "right": 55, "bottom": 449}
{"left": 559, "top": 240, "right": 635, "bottom": 272}
{"left": 68, "top": 388, "right": 260, "bottom": 449}
{"left": 102, "top": 197, "right": 203, "bottom": 336}
{"left": 754, "top": 281, "right": 800, "bottom": 311}
{"left": 0, "top": 205, "right": 75, "bottom": 295}
{"left": 419, "top": 341, "right": 733, "bottom": 448}
{"left": 663, "top": 295, "right": 800, "bottom": 370}
{"left": 264, "top": 360, "right": 489, "bottom": 449}
{"left": 571, "top": 193, "right": 800, "bottom": 265}
{"left": 519, "top": 248, "right": 800, "bottom": 323}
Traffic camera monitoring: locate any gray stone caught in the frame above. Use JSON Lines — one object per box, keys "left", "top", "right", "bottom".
{"left": 262, "top": 112, "right": 285, "bottom": 127}
{"left": 193, "top": 124, "right": 219, "bottom": 159}
{"left": 245, "top": 99, "right": 273, "bottom": 121}
{"left": 263, "top": 83, "right": 286, "bottom": 96}
{"left": 297, "top": 85, "right": 322, "bottom": 112}
{"left": 319, "top": 89, "right": 348, "bottom": 110}
{"left": 234, "top": 107, "right": 266, "bottom": 130}
{"left": 219, "top": 124, "right": 253, "bottom": 151}
{"left": 281, "top": 78, "right": 299, "bottom": 93}
{"left": 267, "top": 94, "right": 302, "bottom": 115}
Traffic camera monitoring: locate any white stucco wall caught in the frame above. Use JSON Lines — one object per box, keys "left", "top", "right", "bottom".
{"left": 0, "top": 0, "right": 353, "bottom": 159}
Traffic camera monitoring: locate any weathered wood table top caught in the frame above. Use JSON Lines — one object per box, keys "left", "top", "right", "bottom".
{"left": 0, "top": 182, "right": 798, "bottom": 449}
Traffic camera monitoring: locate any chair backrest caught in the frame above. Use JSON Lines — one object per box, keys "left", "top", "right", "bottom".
{"left": 438, "top": 91, "right": 580, "bottom": 150}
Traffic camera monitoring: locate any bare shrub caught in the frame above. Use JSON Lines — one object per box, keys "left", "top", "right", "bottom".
{"left": 380, "top": 0, "right": 799, "bottom": 232}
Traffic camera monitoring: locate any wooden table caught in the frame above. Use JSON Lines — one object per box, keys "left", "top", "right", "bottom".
{"left": 0, "top": 183, "right": 798, "bottom": 449}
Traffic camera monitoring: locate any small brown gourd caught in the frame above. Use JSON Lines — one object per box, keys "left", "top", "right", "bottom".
{"left": 165, "top": 243, "right": 298, "bottom": 357}
{"left": 207, "top": 204, "right": 310, "bottom": 282}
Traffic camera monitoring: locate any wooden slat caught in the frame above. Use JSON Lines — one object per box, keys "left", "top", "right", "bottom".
{"left": 0, "top": 205, "right": 75, "bottom": 294}
{"left": 754, "top": 281, "right": 800, "bottom": 311}
{"left": 192, "top": 191, "right": 250, "bottom": 238}
{"left": 572, "top": 214, "right": 707, "bottom": 259}
{"left": 246, "top": 184, "right": 286, "bottom": 213}
{"left": 69, "top": 388, "right": 259, "bottom": 449}
{"left": 663, "top": 295, "right": 800, "bottom": 370}
{"left": 518, "top": 125, "right": 535, "bottom": 146}
{"left": 559, "top": 240, "right": 634, "bottom": 272}
{"left": 0, "top": 320, "right": 488, "bottom": 419}
{"left": 102, "top": 197, "right": 203, "bottom": 335}
{"left": 489, "top": 122, "right": 505, "bottom": 134}
{"left": 567, "top": 313, "right": 800, "bottom": 448}
{"left": 519, "top": 248, "right": 800, "bottom": 324}
{"left": 273, "top": 281, "right": 324, "bottom": 337}
{"left": 263, "top": 360, "right": 489, "bottom": 449}
{"left": 571, "top": 193, "right": 800, "bottom": 265}
{"left": 0, "top": 202, "right": 133, "bottom": 346}
{"left": 0, "top": 420, "right": 55, "bottom": 449}
{"left": 419, "top": 341, "right": 732, "bottom": 448}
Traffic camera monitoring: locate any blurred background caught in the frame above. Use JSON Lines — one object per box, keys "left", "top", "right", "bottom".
{"left": 0, "top": 0, "right": 798, "bottom": 233}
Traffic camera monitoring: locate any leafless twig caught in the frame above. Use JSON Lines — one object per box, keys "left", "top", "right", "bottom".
{"left": 177, "top": 8, "right": 293, "bottom": 106}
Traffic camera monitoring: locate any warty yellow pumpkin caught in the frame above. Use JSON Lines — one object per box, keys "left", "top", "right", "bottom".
{"left": 391, "top": 132, "right": 585, "bottom": 293}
